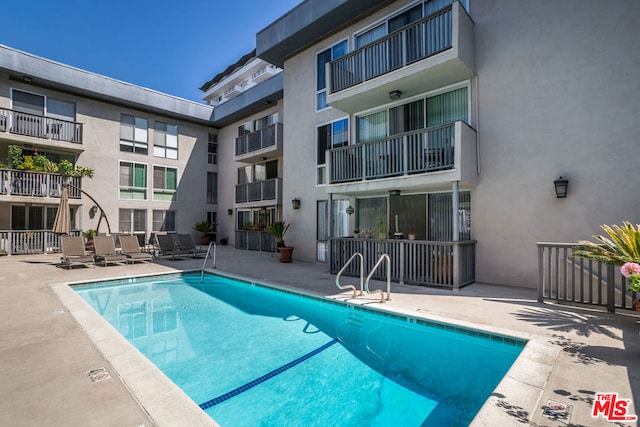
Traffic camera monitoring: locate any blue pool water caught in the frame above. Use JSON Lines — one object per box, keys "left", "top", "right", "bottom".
{"left": 74, "top": 272, "right": 525, "bottom": 426}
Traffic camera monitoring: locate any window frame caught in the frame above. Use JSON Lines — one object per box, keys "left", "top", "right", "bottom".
{"left": 316, "top": 39, "right": 348, "bottom": 111}
{"left": 316, "top": 117, "right": 349, "bottom": 186}
{"left": 120, "top": 113, "right": 149, "bottom": 154}
{"left": 153, "top": 121, "right": 178, "bottom": 159}
{"left": 208, "top": 133, "right": 218, "bottom": 164}
{"left": 119, "top": 161, "right": 148, "bottom": 200}
{"left": 152, "top": 165, "right": 178, "bottom": 202}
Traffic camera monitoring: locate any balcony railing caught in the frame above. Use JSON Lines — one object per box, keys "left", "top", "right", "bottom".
{"left": 0, "top": 108, "right": 83, "bottom": 144}
{"left": 0, "top": 169, "right": 82, "bottom": 198}
{"left": 0, "top": 229, "right": 82, "bottom": 255}
{"left": 235, "top": 178, "right": 282, "bottom": 203}
{"left": 329, "top": 123, "right": 456, "bottom": 183}
{"left": 330, "top": 237, "right": 475, "bottom": 290}
{"left": 234, "top": 230, "right": 275, "bottom": 251}
{"left": 330, "top": 6, "right": 453, "bottom": 93}
{"left": 235, "top": 123, "right": 283, "bottom": 156}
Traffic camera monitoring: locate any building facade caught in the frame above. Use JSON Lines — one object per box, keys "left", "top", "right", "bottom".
{"left": 0, "top": 45, "right": 217, "bottom": 254}
{"left": 255, "top": 0, "right": 640, "bottom": 288}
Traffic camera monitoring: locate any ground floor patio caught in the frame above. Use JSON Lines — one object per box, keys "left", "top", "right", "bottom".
{"left": 0, "top": 247, "right": 638, "bottom": 426}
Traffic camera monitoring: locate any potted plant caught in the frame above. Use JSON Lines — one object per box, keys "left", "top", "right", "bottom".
{"left": 193, "top": 220, "right": 214, "bottom": 245}
{"left": 353, "top": 228, "right": 360, "bottom": 238}
{"left": 408, "top": 230, "right": 416, "bottom": 240}
{"left": 378, "top": 218, "right": 387, "bottom": 240}
{"left": 266, "top": 221, "right": 293, "bottom": 262}
{"left": 82, "top": 229, "right": 96, "bottom": 251}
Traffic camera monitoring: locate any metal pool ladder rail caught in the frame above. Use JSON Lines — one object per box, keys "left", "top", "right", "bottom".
{"left": 200, "top": 241, "right": 217, "bottom": 282}
{"left": 365, "top": 254, "right": 391, "bottom": 303}
{"left": 335, "top": 252, "right": 364, "bottom": 298}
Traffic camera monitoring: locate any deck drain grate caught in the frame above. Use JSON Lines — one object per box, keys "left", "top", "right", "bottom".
{"left": 87, "top": 368, "right": 111, "bottom": 383}
{"left": 51, "top": 308, "right": 65, "bottom": 315}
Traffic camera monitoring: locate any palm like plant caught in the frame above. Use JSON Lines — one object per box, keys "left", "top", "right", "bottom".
{"left": 266, "top": 221, "right": 290, "bottom": 248}
{"left": 573, "top": 222, "right": 640, "bottom": 265}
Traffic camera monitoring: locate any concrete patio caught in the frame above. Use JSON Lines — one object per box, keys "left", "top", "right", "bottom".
{"left": 0, "top": 246, "right": 638, "bottom": 426}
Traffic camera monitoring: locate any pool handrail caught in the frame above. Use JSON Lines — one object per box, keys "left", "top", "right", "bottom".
{"left": 335, "top": 252, "right": 364, "bottom": 298}
{"left": 365, "top": 253, "right": 391, "bottom": 303}
{"left": 200, "top": 241, "right": 216, "bottom": 282}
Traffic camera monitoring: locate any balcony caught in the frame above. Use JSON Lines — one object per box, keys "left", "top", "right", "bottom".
{"left": 235, "top": 178, "right": 283, "bottom": 205}
{"left": 326, "top": 121, "right": 476, "bottom": 194}
{"left": 251, "top": 65, "right": 278, "bottom": 84}
{"left": 0, "top": 108, "right": 83, "bottom": 144}
{"left": 327, "top": 2, "right": 474, "bottom": 113}
{"left": 235, "top": 122, "right": 283, "bottom": 162}
{"left": 0, "top": 169, "right": 82, "bottom": 199}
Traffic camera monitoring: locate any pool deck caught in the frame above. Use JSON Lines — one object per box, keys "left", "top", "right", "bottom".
{"left": 0, "top": 247, "right": 638, "bottom": 427}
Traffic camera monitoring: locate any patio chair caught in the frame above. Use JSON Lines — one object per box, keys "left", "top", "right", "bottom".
{"left": 155, "top": 233, "right": 188, "bottom": 260}
{"left": 60, "top": 236, "right": 95, "bottom": 269}
{"left": 94, "top": 235, "right": 128, "bottom": 266}
{"left": 119, "top": 235, "right": 153, "bottom": 264}
{"left": 176, "top": 233, "right": 209, "bottom": 258}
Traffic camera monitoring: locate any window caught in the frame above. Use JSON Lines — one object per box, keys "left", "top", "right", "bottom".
{"left": 427, "top": 86, "right": 468, "bottom": 126}
{"left": 119, "top": 209, "right": 147, "bottom": 235}
{"left": 357, "top": 111, "right": 387, "bottom": 143}
{"left": 153, "top": 121, "right": 178, "bottom": 159}
{"left": 208, "top": 133, "right": 217, "bottom": 164}
{"left": 317, "top": 118, "right": 349, "bottom": 185}
{"left": 428, "top": 191, "right": 471, "bottom": 241}
{"left": 153, "top": 166, "right": 177, "bottom": 201}
{"left": 316, "top": 40, "right": 348, "bottom": 110}
{"left": 119, "top": 162, "right": 147, "bottom": 200}
{"left": 152, "top": 210, "right": 176, "bottom": 232}
{"left": 207, "top": 172, "right": 217, "bottom": 204}
{"left": 120, "top": 114, "right": 148, "bottom": 154}
{"left": 355, "top": 4, "right": 422, "bottom": 48}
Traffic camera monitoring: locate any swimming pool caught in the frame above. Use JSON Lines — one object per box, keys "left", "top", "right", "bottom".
{"left": 74, "top": 272, "right": 525, "bottom": 426}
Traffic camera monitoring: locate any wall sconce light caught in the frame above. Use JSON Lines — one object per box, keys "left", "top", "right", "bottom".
{"left": 89, "top": 205, "right": 98, "bottom": 219}
{"left": 292, "top": 198, "right": 301, "bottom": 210}
{"left": 227, "top": 209, "right": 233, "bottom": 215}
{"left": 554, "top": 176, "right": 569, "bottom": 198}
{"left": 346, "top": 205, "right": 354, "bottom": 215}
{"left": 389, "top": 189, "right": 401, "bottom": 196}
{"left": 389, "top": 90, "right": 401, "bottom": 100}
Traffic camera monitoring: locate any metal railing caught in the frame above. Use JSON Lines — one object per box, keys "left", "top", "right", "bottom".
{"left": 0, "top": 108, "right": 83, "bottom": 143}
{"left": 537, "top": 242, "right": 635, "bottom": 313}
{"left": 235, "top": 123, "right": 283, "bottom": 156}
{"left": 0, "top": 229, "right": 82, "bottom": 255}
{"left": 335, "top": 252, "right": 364, "bottom": 298}
{"left": 329, "top": 123, "right": 455, "bottom": 183}
{"left": 0, "top": 169, "right": 82, "bottom": 198}
{"left": 330, "top": 238, "right": 475, "bottom": 289}
{"left": 329, "top": 6, "right": 453, "bottom": 93}
{"left": 235, "top": 178, "right": 281, "bottom": 203}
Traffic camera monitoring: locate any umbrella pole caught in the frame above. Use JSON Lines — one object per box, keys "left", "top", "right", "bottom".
{"left": 65, "top": 183, "right": 112, "bottom": 234}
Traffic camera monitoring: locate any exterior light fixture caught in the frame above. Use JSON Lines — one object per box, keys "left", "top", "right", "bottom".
{"left": 227, "top": 208, "right": 233, "bottom": 215}
{"left": 554, "top": 176, "right": 569, "bottom": 198}
{"left": 389, "top": 189, "right": 401, "bottom": 196}
{"left": 346, "top": 205, "right": 354, "bottom": 215}
{"left": 389, "top": 90, "right": 401, "bottom": 100}
{"left": 292, "top": 198, "right": 301, "bottom": 209}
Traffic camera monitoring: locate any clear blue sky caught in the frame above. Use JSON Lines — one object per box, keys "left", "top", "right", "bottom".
{"left": 1, "top": 0, "right": 302, "bottom": 103}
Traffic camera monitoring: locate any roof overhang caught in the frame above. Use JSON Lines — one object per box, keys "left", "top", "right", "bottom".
{"left": 211, "top": 72, "right": 283, "bottom": 127}
{"left": 256, "top": 0, "right": 393, "bottom": 67}
{"left": 0, "top": 45, "right": 215, "bottom": 127}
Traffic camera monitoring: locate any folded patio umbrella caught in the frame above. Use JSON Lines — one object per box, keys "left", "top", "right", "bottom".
{"left": 52, "top": 185, "right": 71, "bottom": 235}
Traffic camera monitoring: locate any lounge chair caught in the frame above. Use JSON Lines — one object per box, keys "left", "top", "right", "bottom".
{"left": 155, "top": 233, "right": 188, "bottom": 260}
{"left": 177, "top": 233, "right": 209, "bottom": 258}
{"left": 60, "top": 236, "right": 95, "bottom": 269}
{"left": 94, "top": 235, "right": 128, "bottom": 266}
{"left": 119, "top": 235, "right": 153, "bottom": 264}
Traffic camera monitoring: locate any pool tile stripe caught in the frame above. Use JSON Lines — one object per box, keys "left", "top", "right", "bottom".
{"left": 198, "top": 338, "right": 339, "bottom": 410}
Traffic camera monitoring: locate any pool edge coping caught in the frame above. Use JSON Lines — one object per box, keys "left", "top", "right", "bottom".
{"left": 52, "top": 269, "right": 556, "bottom": 426}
